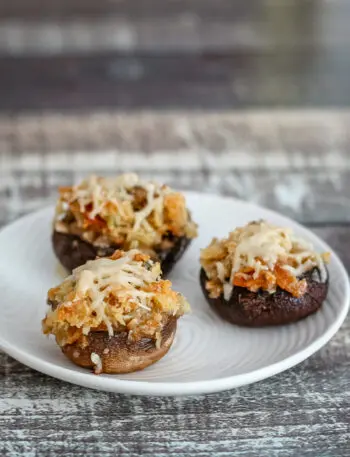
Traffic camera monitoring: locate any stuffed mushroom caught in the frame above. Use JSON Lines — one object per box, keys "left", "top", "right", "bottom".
{"left": 42, "top": 249, "right": 190, "bottom": 374}
{"left": 200, "top": 220, "right": 329, "bottom": 327}
{"left": 53, "top": 173, "right": 198, "bottom": 274}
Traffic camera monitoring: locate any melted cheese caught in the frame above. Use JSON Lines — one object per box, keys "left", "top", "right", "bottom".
{"left": 201, "top": 220, "right": 328, "bottom": 300}
{"left": 43, "top": 250, "right": 190, "bottom": 346}
{"left": 69, "top": 250, "right": 158, "bottom": 336}
{"left": 231, "top": 221, "right": 326, "bottom": 281}
{"left": 55, "top": 173, "right": 198, "bottom": 251}
{"left": 72, "top": 173, "right": 171, "bottom": 232}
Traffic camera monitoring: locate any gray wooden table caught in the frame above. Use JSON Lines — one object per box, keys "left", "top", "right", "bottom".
{"left": 1, "top": 111, "right": 350, "bottom": 456}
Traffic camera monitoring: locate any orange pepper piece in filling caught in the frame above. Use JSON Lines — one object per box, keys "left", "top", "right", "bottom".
{"left": 274, "top": 264, "right": 307, "bottom": 298}
{"left": 233, "top": 270, "right": 276, "bottom": 293}
{"left": 232, "top": 264, "right": 307, "bottom": 297}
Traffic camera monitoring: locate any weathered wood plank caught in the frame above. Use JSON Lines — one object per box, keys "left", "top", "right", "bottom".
{"left": 0, "top": 0, "right": 346, "bottom": 21}
{"left": 0, "top": 14, "right": 349, "bottom": 55}
{"left": 0, "top": 0, "right": 263, "bottom": 20}
{"left": 1, "top": 49, "right": 350, "bottom": 110}
{"left": 1, "top": 111, "right": 350, "bottom": 225}
{"left": 0, "top": 0, "right": 349, "bottom": 57}
{"left": 2, "top": 110, "right": 350, "bottom": 155}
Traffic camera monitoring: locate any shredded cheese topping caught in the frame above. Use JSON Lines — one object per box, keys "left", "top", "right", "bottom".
{"left": 42, "top": 250, "right": 190, "bottom": 347}
{"left": 200, "top": 220, "right": 329, "bottom": 300}
{"left": 54, "top": 173, "right": 197, "bottom": 254}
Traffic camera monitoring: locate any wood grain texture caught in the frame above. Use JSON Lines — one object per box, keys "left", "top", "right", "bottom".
{"left": 1, "top": 0, "right": 350, "bottom": 113}
{"left": 0, "top": 0, "right": 349, "bottom": 54}
{"left": 0, "top": 0, "right": 333, "bottom": 20}
{"left": 1, "top": 49, "right": 350, "bottom": 110}
{"left": 1, "top": 110, "right": 350, "bottom": 225}
{"left": 1, "top": 225, "right": 349, "bottom": 457}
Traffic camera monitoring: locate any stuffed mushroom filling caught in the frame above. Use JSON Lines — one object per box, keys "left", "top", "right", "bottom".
{"left": 42, "top": 250, "right": 190, "bottom": 352}
{"left": 200, "top": 220, "right": 330, "bottom": 301}
{"left": 54, "top": 173, "right": 197, "bottom": 259}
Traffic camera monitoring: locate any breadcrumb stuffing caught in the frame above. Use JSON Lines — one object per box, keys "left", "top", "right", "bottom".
{"left": 54, "top": 174, "right": 197, "bottom": 255}
{"left": 200, "top": 220, "right": 329, "bottom": 299}
{"left": 43, "top": 250, "right": 190, "bottom": 348}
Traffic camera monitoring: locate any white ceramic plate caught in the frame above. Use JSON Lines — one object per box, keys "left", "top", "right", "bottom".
{"left": 0, "top": 192, "right": 349, "bottom": 396}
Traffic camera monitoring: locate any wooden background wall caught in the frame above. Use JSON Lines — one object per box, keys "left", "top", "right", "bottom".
{"left": 0, "top": 0, "right": 350, "bottom": 110}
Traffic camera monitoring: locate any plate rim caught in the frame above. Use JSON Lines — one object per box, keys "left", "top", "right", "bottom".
{"left": 0, "top": 191, "right": 349, "bottom": 396}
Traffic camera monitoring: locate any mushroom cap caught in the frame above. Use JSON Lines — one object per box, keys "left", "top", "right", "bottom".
{"left": 200, "top": 267, "right": 328, "bottom": 327}
{"left": 52, "top": 230, "right": 191, "bottom": 276}
{"left": 61, "top": 316, "right": 177, "bottom": 374}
